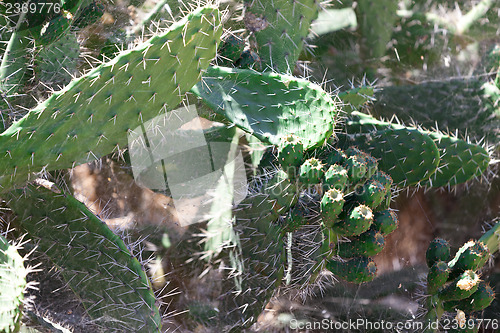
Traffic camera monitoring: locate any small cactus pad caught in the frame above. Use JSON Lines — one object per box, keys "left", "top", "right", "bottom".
{"left": 278, "top": 134, "right": 305, "bottom": 177}
{"left": 426, "top": 238, "right": 451, "bottom": 268}
{"left": 192, "top": 66, "right": 339, "bottom": 149}
{"left": 7, "top": 184, "right": 161, "bottom": 331}
{"left": 244, "top": 0, "right": 320, "bottom": 72}
{"left": 342, "top": 154, "right": 367, "bottom": 184}
{"left": 355, "top": 179, "right": 387, "bottom": 209}
{"left": 320, "top": 189, "right": 345, "bottom": 227}
{"left": 333, "top": 204, "right": 373, "bottom": 237}
{"left": 427, "top": 261, "right": 450, "bottom": 294}
{"left": 443, "top": 282, "right": 495, "bottom": 312}
{"left": 438, "top": 270, "right": 480, "bottom": 301}
{"left": 448, "top": 241, "right": 490, "bottom": 275}
{"left": 0, "top": 6, "right": 222, "bottom": 190}
{"left": 322, "top": 164, "right": 348, "bottom": 191}
{"left": 337, "top": 229, "right": 385, "bottom": 258}
{"left": 372, "top": 209, "right": 398, "bottom": 235}
{"left": 0, "top": 235, "right": 27, "bottom": 333}
{"left": 369, "top": 171, "right": 393, "bottom": 192}
{"left": 326, "top": 257, "right": 377, "bottom": 283}
{"left": 325, "top": 148, "right": 347, "bottom": 165}
{"left": 299, "top": 157, "right": 324, "bottom": 185}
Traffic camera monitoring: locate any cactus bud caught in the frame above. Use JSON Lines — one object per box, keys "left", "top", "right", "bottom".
{"left": 355, "top": 179, "right": 387, "bottom": 209}
{"left": 337, "top": 229, "right": 385, "bottom": 258}
{"left": 427, "top": 261, "right": 450, "bottom": 294}
{"left": 343, "top": 155, "right": 367, "bottom": 184}
{"left": 333, "top": 204, "right": 373, "bottom": 237}
{"left": 320, "top": 189, "right": 345, "bottom": 227}
{"left": 372, "top": 209, "right": 398, "bottom": 235}
{"left": 322, "top": 164, "right": 348, "bottom": 191}
{"left": 299, "top": 157, "right": 325, "bottom": 185}
{"left": 278, "top": 134, "right": 304, "bottom": 178}
{"left": 426, "top": 238, "right": 451, "bottom": 268}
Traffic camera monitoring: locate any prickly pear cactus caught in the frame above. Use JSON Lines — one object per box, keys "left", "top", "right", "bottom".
{"left": 422, "top": 222, "right": 499, "bottom": 329}
{"left": 192, "top": 66, "right": 339, "bottom": 149}
{"left": 6, "top": 184, "right": 162, "bottom": 332}
{"left": 0, "top": 235, "right": 27, "bottom": 333}
{"left": 0, "top": 6, "right": 222, "bottom": 190}
{"left": 343, "top": 111, "right": 490, "bottom": 187}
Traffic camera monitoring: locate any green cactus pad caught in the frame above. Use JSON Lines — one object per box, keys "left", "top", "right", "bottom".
{"left": 337, "top": 86, "right": 374, "bottom": 113}
{"left": 0, "top": 235, "right": 27, "bottom": 333}
{"left": 423, "top": 131, "right": 490, "bottom": 188}
{"left": 342, "top": 154, "right": 367, "bottom": 184}
{"left": 325, "top": 148, "right": 347, "bottom": 166}
{"left": 7, "top": 184, "right": 161, "bottom": 331}
{"left": 427, "top": 261, "right": 450, "bottom": 294}
{"left": 345, "top": 113, "right": 440, "bottom": 186}
{"left": 370, "top": 78, "right": 500, "bottom": 143}
{"left": 262, "top": 169, "right": 298, "bottom": 214}
{"left": 372, "top": 209, "right": 398, "bottom": 235}
{"left": 443, "top": 282, "right": 495, "bottom": 312}
{"left": 0, "top": 6, "right": 222, "bottom": 190}
{"left": 299, "top": 157, "right": 325, "bottom": 185}
{"left": 333, "top": 204, "right": 373, "bottom": 237}
{"left": 220, "top": 192, "right": 286, "bottom": 328}
{"left": 448, "top": 240, "right": 490, "bottom": 276}
{"left": 244, "top": 0, "right": 320, "bottom": 72}
{"left": 278, "top": 134, "right": 305, "bottom": 177}
{"left": 320, "top": 189, "right": 345, "bottom": 227}
{"left": 326, "top": 257, "right": 377, "bottom": 283}
{"left": 438, "top": 270, "right": 480, "bottom": 301}
{"left": 191, "top": 66, "right": 339, "bottom": 149}
{"left": 369, "top": 171, "right": 393, "bottom": 193}
{"left": 426, "top": 238, "right": 451, "bottom": 268}
{"left": 322, "top": 164, "right": 348, "bottom": 191}
{"left": 337, "top": 229, "right": 385, "bottom": 258}
{"left": 355, "top": 179, "right": 387, "bottom": 209}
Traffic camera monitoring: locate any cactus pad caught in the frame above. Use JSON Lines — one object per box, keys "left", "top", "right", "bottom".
{"left": 426, "top": 238, "right": 451, "bottom": 268}
{"left": 0, "top": 6, "right": 222, "bottom": 190}
{"left": 192, "top": 66, "right": 339, "bottom": 149}
{"left": 337, "top": 229, "right": 385, "bottom": 258}
{"left": 443, "top": 282, "right": 495, "bottom": 312}
{"left": 427, "top": 261, "right": 450, "bottom": 294}
{"left": 7, "top": 185, "right": 161, "bottom": 331}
